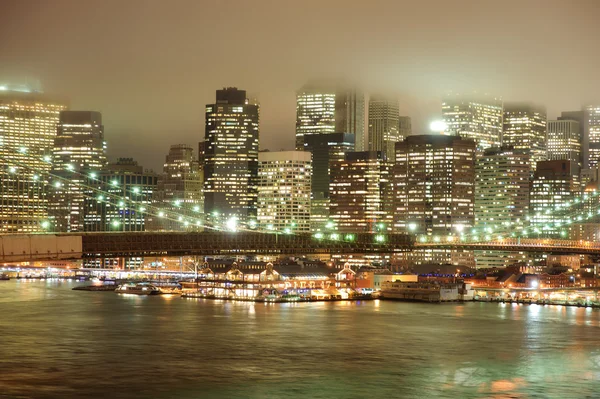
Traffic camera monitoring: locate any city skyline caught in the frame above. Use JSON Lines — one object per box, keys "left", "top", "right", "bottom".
{"left": 2, "top": 0, "right": 600, "bottom": 171}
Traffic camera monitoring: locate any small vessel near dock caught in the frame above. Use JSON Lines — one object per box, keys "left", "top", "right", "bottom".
{"left": 0, "top": 273, "right": 10, "bottom": 281}
{"left": 115, "top": 282, "right": 161, "bottom": 295}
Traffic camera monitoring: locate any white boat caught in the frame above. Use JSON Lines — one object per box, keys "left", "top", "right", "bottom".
{"left": 115, "top": 283, "right": 161, "bottom": 295}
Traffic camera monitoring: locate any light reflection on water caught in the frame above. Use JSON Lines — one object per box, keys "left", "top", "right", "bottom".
{"left": 1, "top": 280, "right": 600, "bottom": 398}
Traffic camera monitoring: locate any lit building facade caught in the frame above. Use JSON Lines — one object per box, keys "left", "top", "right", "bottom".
{"left": 368, "top": 95, "right": 403, "bottom": 162}
{"left": 475, "top": 147, "right": 531, "bottom": 268}
{"left": 49, "top": 111, "right": 107, "bottom": 232}
{"left": 84, "top": 158, "right": 158, "bottom": 233}
{"left": 394, "top": 135, "right": 476, "bottom": 266}
{"left": 204, "top": 87, "right": 259, "bottom": 224}
{"left": 295, "top": 82, "right": 364, "bottom": 151}
{"left": 329, "top": 151, "right": 391, "bottom": 233}
{"left": 530, "top": 160, "right": 579, "bottom": 237}
{"left": 304, "top": 133, "right": 355, "bottom": 231}
{"left": 0, "top": 89, "right": 67, "bottom": 233}
{"left": 547, "top": 119, "right": 581, "bottom": 166}
{"left": 442, "top": 94, "right": 503, "bottom": 151}
{"left": 146, "top": 144, "right": 203, "bottom": 231}
{"left": 585, "top": 106, "right": 600, "bottom": 168}
{"left": 257, "top": 151, "right": 312, "bottom": 234}
{"left": 502, "top": 103, "right": 547, "bottom": 171}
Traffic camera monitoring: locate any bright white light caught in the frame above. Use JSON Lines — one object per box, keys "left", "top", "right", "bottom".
{"left": 429, "top": 120, "right": 447, "bottom": 132}
{"left": 43, "top": 155, "right": 52, "bottom": 162}
{"left": 193, "top": 205, "right": 200, "bottom": 212}
{"left": 226, "top": 217, "right": 238, "bottom": 232}
{"left": 66, "top": 164, "right": 74, "bottom": 171}
{"left": 54, "top": 181, "right": 61, "bottom": 188}
{"left": 112, "top": 220, "right": 120, "bottom": 227}
{"left": 90, "top": 172, "right": 97, "bottom": 179}
{"left": 41, "top": 221, "right": 50, "bottom": 229}
{"left": 132, "top": 187, "right": 140, "bottom": 194}
{"left": 455, "top": 224, "right": 464, "bottom": 233}
{"left": 531, "top": 280, "right": 538, "bottom": 288}
{"left": 18, "top": 147, "right": 27, "bottom": 153}
{"left": 408, "top": 223, "right": 417, "bottom": 231}
{"left": 158, "top": 212, "right": 165, "bottom": 218}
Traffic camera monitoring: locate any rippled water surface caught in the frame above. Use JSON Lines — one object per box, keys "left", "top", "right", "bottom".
{"left": 2, "top": 280, "right": 600, "bottom": 398}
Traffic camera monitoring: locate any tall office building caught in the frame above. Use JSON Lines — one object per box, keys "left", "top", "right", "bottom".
{"left": 84, "top": 158, "right": 158, "bottom": 233}
{"left": 585, "top": 106, "right": 600, "bottom": 168}
{"left": 394, "top": 135, "right": 476, "bottom": 266}
{"left": 368, "top": 95, "right": 403, "bottom": 161}
{"left": 329, "top": 151, "right": 391, "bottom": 233}
{"left": 502, "top": 103, "right": 547, "bottom": 170}
{"left": 204, "top": 87, "right": 259, "bottom": 224}
{"left": 442, "top": 93, "right": 503, "bottom": 151}
{"left": 304, "top": 133, "right": 355, "bottom": 231}
{"left": 146, "top": 144, "right": 203, "bottom": 231}
{"left": 399, "top": 116, "right": 412, "bottom": 141}
{"left": 559, "top": 111, "right": 585, "bottom": 167}
{"left": 0, "top": 89, "right": 67, "bottom": 233}
{"left": 547, "top": 119, "right": 581, "bottom": 166}
{"left": 257, "top": 151, "right": 312, "bottom": 234}
{"left": 530, "top": 160, "right": 580, "bottom": 237}
{"left": 295, "top": 82, "right": 364, "bottom": 151}
{"left": 475, "top": 147, "right": 531, "bottom": 268}
{"left": 49, "top": 111, "right": 107, "bottom": 232}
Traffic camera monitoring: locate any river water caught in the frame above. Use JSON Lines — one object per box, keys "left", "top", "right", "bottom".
{"left": 1, "top": 280, "right": 600, "bottom": 398}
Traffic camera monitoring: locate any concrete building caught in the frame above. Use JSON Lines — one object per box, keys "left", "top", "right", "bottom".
{"left": 0, "top": 89, "right": 67, "bottom": 233}
{"left": 475, "top": 147, "right": 531, "bottom": 268}
{"left": 203, "top": 87, "right": 259, "bottom": 223}
{"left": 585, "top": 106, "right": 600, "bottom": 168}
{"left": 329, "top": 151, "right": 391, "bottom": 233}
{"left": 49, "top": 111, "right": 107, "bottom": 232}
{"left": 442, "top": 93, "right": 503, "bottom": 152}
{"left": 547, "top": 119, "right": 581, "bottom": 167}
{"left": 304, "top": 133, "right": 355, "bottom": 231}
{"left": 257, "top": 151, "right": 312, "bottom": 234}
{"left": 368, "top": 95, "right": 404, "bottom": 162}
{"left": 502, "top": 103, "right": 547, "bottom": 171}
{"left": 295, "top": 82, "right": 364, "bottom": 151}
{"left": 146, "top": 144, "right": 203, "bottom": 231}
{"left": 394, "top": 135, "right": 476, "bottom": 266}
{"left": 530, "top": 160, "right": 580, "bottom": 237}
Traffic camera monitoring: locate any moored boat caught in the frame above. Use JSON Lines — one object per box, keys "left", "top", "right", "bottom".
{"left": 0, "top": 273, "right": 10, "bottom": 281}
{"left": 115, "top": 282, "right": 161, "bottom": 295}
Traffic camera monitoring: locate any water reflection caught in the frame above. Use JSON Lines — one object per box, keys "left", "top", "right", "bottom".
{"left": 1, "top": 281, "right": 600, "bottom": 399}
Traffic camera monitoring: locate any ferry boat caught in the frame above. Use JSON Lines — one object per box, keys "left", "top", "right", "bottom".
{"left": 0, "top": 273, "right": 10, "bottom": 281}
{"left": 115, "top": 282, "right": 161, "bottom": 295}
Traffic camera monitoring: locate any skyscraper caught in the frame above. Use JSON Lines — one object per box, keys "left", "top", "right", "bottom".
{"left": 442, "top": 93, "right": 503, "bottom": 151}
{"left": 394, "top": 135, "right": 476, "bottom": 266}
{"left": 475, "top": 147, "right": 531, "bottom": 268}
{"left": 559, "top": 111, "right": 585, "bottom": 167}
{"left": 0, "top": 89, "right": 67, "bottom": 233}
{"left": 585, "top": 106, "right": 600, "bottom": 168}
{"left": 257, "top": 151, "right": 312, "bottom": 234}
{"left": 295, "top": 82, "right": 364, "bottom": 151}
{"left": 547, "top": 119, "right": 581, "bottom": 166}
{"left": 368, "top": 95, "right": 403, "bottom": 162}
{"left": 304, "top": 133, "right": 355, "bottom": 231}
{"left": 84, "top": 158, "right": 158, "bottom": 233}
{"left": 502, "top": 103, "right": 547, "bottom": 170}
{"left": 204, "top": 87, "right": 259, "bottom": 224}
{"left": 49, "top": 111, "right": 107, "bottom": 232}
{"left": 530, "top": 160, "right": 580, "bottom": 237}
{"left": 329, "top": 151, "right": 391, "bottom": 233}
{"left": 146, "top": 144, "right": 203, "bottom": 231}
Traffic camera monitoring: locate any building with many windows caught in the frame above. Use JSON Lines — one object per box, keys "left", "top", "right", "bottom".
{"left": 368, "top": 95, "right": 403, "bottom": 162}
{"left": 49, "top": 111, "right": 107, "bottom": 232}
{"left": 529, "top": 160, "right": 580, "bottom": 237}
{"left": 295, "top": 82, "right": 364, "bottom": 151}
{"left": 442, "top": 93, "right": 503, "bottom": 152}
{"left": 394, "top": 135, "right": 476, "bottom": 266}
{"left": 146, "top": 144, "right": 203, "bottom": 231}
{"left": 502, "top": 103, "right": 547, "bottom": 171}
{"left": 203, "top": 87, "right": 259, "bottom": 224}
{"left": 83, "top": 158, "right": 158, "bottom": 233}
{"left": 0, "top": 89, "right": 67, "bottom": 233}
{"left": 257, "top": 151, "right": 312, "bottom": 234}
{"left": 474, "top": 147, "right": 531, "bottom": 268}
{"left": 304, "top": 133, "right": 355, "bottom": 231}
{"left": 585, "top": 106, "right": 600, "bottom": 168}
{"left": 547, "top": 118, "right": 581, "bottom": 167}
{"left": 329, "top": 151, "right": 391, "bottom": 233}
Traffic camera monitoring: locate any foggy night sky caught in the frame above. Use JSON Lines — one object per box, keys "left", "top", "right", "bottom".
{"left": 1, "top": 0, "right": 599, "bottom": 171}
